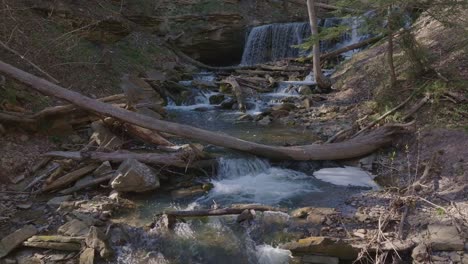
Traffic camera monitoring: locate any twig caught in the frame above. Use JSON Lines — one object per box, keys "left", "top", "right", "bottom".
{"left": 0, "top": 40, "right": 59, "bottom": 83}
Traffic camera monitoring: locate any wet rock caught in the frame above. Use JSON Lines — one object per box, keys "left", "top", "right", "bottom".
{"left": 428, "top": 225, "right": 464, "bottom": 251}
{"left": 290, "top": 207, "right": 336, "bottom": 225}
{"left": 171, "top": 185, "right": 206, "bottom": 199}
{"left": 90, "top": 120, "right": 123, "bottom": 150}
{"left": 109, "top": 226, "right": 129, "bottom": 246}
{"left": 79, "top": 248, "right": 95, "bottom": 264}
{"left": 111, "top": 159, "right": 160, "bottom": 193}
{"left": 302, "top": 254, "right": 339, "bottom": 264}
{"left": 219, "top": 98, "right": 236, "bottom": 109}
{"left": 270, "top": 109, "right": 290, "bottom": 119}
{"left": 194, "top": 106, "right": 210, "bottom": 112}
{"left": 237, "top": 114, "right": 253, "bottom": 121}
{"left": 258, "top": 116, "right": 272, "bottom": 125}
{"left": 272, "top": 103, "right": 296, "bottom": 112}
{"left": 0, "top": 225, "right": 37, "bottom": 258}
{"left": 281, "top": 237, "right": 359, "bottom": 260}
{"left": 298, "top": 85, "right": 313, "bottom": 95}
{"left": 47, "top": 195, "right": 73, "bottom": 208}
{"left": 85, "top": 226, "right": 113, "bottom": 259}
{"left": 209, "top": 94, "right": 225, "bottom": 105}
{"left": 58, "top": 219, "right": 90, "bottom": 237}
{"left": 237, "top": 209, "right": 256, "bottom": 223}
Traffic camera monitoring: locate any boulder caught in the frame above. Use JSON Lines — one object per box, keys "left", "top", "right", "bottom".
{"left": 58, "top": 219, "right": 90, "bottom": 237}
{"left": 86, "top": 227, "right": 113, "bottom": 259}
{"left": 111, "top": 159, "right": 160, "bottom": 193}
{"left": 427, "top": 225, "right": 465, "bottom": 251}
{"left": 209, "top": 94, "right": 225, "bottom": 105}
{"left": 0, "top": 225, "right": 37, "bottom": 258}
{"left": 281, "top": 237, "right": 359, "bottom": 260}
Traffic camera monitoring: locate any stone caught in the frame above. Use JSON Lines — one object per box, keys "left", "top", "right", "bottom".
{"left": 258, "top": 116, "right": 272, "bottom": 125}
{"left": 302, "top": 255, "right": 339, "bottom": 264}
{"left": 428, "top": 225, "right": 464, "bottom": 251}
{"left": 290, "top": 207, "right": 336, "bottom": 225}
{"left": 111, "top": 159, "right": 160, "bottom": 193}
{"left": 47, "top": 195, "right": 73, "bottom": 208}
{"left": 58, "top": 219, "right": 90, "bottom": 237}
{"left": 79, "top": 248, "right": 95, "bottom": 264}
{"left": 237, "top": 114, "right": 253, "bottom": 121}
{"left": 23, "top": 236, "right": 83, "bottom": 251}
{"left": 209, "top": 94, "right": 225, "bottom": 105}
{"left": 0, "top": 225, "right": 37, "bottom": 258}
{"left": 237, "top": 209, "right": 256, "bottom": 223}
{"left": 109, "top": 226, "right": 129, "bottom": 246}
{"left": 272, "top": 103, "right": 296, "bottom": 112}
{"left": 270, "top": 109, "right": 289, "bottom": 119}
{"left": 219, "top": 98, "right": 236, "bottom": 109}
{"left": 281, "top": 237, "right": 359, "bottom": 260}
{"left": 94, "top": 161, "right": 113, "bottom": 178}
{"left": 359, "top": 154, "right": 376, "bottom": 171}
{"left": 298, "top": 85, "right": 313, "bottom": 95}
{"left": 412, "top": 243, "right": 429, "bottom": 263}
{"left": 85, "top": 226, "right": 113, "bottom": 259}
{"left": 90, "top": 121, "right": 123, "bottom": 150}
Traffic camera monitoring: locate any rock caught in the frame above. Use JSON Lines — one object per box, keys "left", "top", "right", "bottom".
{"left": 237, "top": 114, "right": 253, "bottom": 121}
{"left": 58, "top": 219, "right": 90, "bottom": 237}
{"left": 290, "top": 207, "right": 336, "bottom": 225}
{"left": 0, "top": 225, "right": 37, "bottom": 258}
{"left": 90, "top": 121, "right": 123, "bottom": 150}
{"left": 428, "top": 225, "right": 465, "bottom": 251}
{"left": 23, "top": 236, "right": 84, "bottom": 251}
{"left": 79, "top": 248, "right": 95, "bottom": 264}
{"left": 111, "top": 159, "right": 160, "bottom": 193}
{"left": 412, "top": 243, "right": 429, "bottom": 263}
{"left": 237, "top": 209, "right": 256, "bottom": 223}
{"left": 219, "top": 98, "right": 236, "bottom": 109}
{"left": 281, "top": 237, "right": 359, "bottom": 260}
{"left": 94, "top": 161, "right": 113, "bottom": 178}
{"left": 85, "top": 226, "right": 113, "bottom": 259}
{"left": 0, "top": 124, "right": 5, "bottom": 135}
{"left": 298, "top": 85, "right": 313, "bottom": 95}
{"left": 209, "top": 94, "right": 225, "bottom": 105}
{"left": 171, "top": 185, "right": 206, "bottom": 199}
{"left": 270, "top": 109, "right": 290, "bottom": 119}
{"left": 258, "top": 116, "right": 272, "bottom": 125}
{"left": 302, "top": 255, "right": 339, "bottom": 264}
{"left": 272, "top": 103, "right": 296, "bottom": 112}
{"left": 302, "top": 97, "right": 313, "bottom": 109}
{"left": 359, "top": 154, "right": 376, "bottom": 171}
{"left": 47, "top": 195, "right": 73, "bottom": 208}
{"left": 71, "top": 212, "right": 104, "bottom": 226}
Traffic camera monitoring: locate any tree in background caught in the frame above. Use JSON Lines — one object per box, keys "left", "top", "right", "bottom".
{"left": 306, "top": 0, "right": 332, "bottom": 91}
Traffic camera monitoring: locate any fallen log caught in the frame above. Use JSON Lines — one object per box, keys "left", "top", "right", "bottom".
{"left": 42, "top": 163, "right": 99, "bottom": 192}
{"left": 44, "top": 150, "right": 196, "bottom": 168}
{"left": 0, "top": 61, "right": 404, "bottom": 161}
{"left": 123, "top": 123, "right": 174, "bottom": 147}
{"left": 165, "top": 204, "right": 287, "bottom": 218}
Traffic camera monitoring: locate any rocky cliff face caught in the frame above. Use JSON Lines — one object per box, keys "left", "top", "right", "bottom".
{"left": 29, "top": 0, "right": 308, "bottom": 65}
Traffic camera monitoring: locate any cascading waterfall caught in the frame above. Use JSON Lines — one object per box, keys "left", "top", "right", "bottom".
{"left": 241, "top": 22, "right": 311, "bottom": 66}
{"left": 241, "top": 17, "right": 368, "bottom": 65}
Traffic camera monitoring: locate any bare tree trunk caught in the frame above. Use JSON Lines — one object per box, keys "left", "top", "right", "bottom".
{"left": 307, "top": 0, "right": 332, "bottom": 91}
{"left": 0, "top": 60, "right": 403, "bottom": 161}
{"left": 387, "top": 7, "right": 397, "bottom": 87}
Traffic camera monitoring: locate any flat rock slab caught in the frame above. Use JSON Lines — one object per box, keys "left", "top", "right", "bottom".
{"left": 0, "top": 225, "right": 37, "bottom": 258}
{"left": 58, "top": 219, "right": 90, "bottom": 237}
{"left": 427, "top": 225, "right": 464, "bottom": 251}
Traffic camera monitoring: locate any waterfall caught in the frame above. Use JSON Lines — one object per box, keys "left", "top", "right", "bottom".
{"left": 240, "top": 22, "right": 311, "bottom": 66}
{"left": 241, "top": 17, "right": 369, "bottom": 65}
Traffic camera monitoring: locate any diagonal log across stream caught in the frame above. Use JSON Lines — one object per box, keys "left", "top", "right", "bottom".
{"left": 0, "top": 60, "right": 402, "bottom": 161}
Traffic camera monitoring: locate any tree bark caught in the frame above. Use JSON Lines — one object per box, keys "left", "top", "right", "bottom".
{"left": 307, "top": 0, "right": 332, "bottom": 90}
{"left": 0, "top": 61, "right": 403, "bottom": 161}
{"left": 387, "top": 7, "right": 397, "bottom": 87}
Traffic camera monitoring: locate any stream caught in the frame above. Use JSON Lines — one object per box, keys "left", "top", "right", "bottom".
{"left": 112, "top": 18, "right": 378, "bottom": 264}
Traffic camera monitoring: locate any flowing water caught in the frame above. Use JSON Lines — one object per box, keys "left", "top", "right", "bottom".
{"left": 114, "top": 18, "right": 378, "bottom": 264}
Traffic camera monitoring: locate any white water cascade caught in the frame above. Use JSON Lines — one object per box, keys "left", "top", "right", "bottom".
{"left": 241, "top": 17, "right": 368, "bottom": 65}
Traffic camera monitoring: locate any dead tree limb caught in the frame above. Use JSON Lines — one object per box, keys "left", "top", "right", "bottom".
{"left": 0, "top": 61, "right": 405, "bottom": 161}
{"left": 165, "top": 205, "right": 287, "bottom": 218}
{"left": 42, "top": 164, "right": 99, "bottom": 192}
{"left": 44, "top": 150, "right": 196, "bottom": 168}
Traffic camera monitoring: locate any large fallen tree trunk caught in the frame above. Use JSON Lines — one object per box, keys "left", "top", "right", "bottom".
{"left": 0, "top": 61, "right": 404, "bottom": 161}
{"left": 165, "top": 204, "right": 287, "bottom": 218}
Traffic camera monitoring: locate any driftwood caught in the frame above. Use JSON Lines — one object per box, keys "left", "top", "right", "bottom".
{"left": 165, "top": 204, "right": 287, "bottom": 218}
{"left": 0, "top": 61, "right": 404, "bottom": 161}
{"left": 44, "top": 150, "right": 197, "bottom": 168}
{"left": 42, "top": 164, "right": 99, "bottom": 192}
